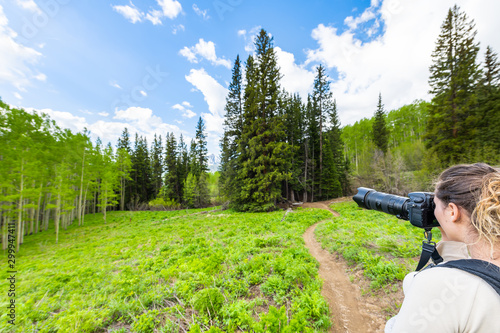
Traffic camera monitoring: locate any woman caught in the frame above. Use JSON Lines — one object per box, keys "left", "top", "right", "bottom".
{"left": 386, "top": 163, "right": 500, "bottom": 332}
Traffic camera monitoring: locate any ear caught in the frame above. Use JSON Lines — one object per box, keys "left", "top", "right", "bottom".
{"left": 448, "top": 202, "right": 462, "bottom": 223}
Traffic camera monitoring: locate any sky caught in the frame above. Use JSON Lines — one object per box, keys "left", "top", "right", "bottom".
{"left": 1, "top": 0, "right": 499, "bottom": 156}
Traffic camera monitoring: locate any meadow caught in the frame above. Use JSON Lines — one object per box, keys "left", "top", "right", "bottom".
{"left": 0, "top": 207, "right": 332, "bottom": 333}
{"left": 1, "top": 202, "right": 439, "bottom": 332}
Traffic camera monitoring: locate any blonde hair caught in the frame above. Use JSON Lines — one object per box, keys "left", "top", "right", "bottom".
{"left": 435, "top": 163, "right": 500, "bottom": 258}
{"left": 471, "top": 173, "right": 500, "bottom": 258}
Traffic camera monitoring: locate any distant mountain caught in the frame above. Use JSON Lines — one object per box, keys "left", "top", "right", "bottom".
{"left": 207, "top": 154, "right": 221, "bottom": 173}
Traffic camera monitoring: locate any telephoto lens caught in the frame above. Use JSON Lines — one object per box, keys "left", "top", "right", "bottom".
{"left": 353, "top": 187, "right": 439, "bottom": 229}
{"left": 353, "top": 187, "right": 409, "bottom": 220}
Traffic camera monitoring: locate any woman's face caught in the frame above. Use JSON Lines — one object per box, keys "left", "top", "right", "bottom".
{"left": 433, "top": 196, "right": 448, "bottom": 226}
{"left": 433, "top": 195, "right": 468, "bottom": 242}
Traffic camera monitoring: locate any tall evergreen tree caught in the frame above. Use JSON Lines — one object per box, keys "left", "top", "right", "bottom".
{"left": 195, "top": 117, "right": 209, "bottom": 177}
{"left": 220, "top": 55, "right": 243, "bottom": 201}
{"left": 234, "top": 29, "right": 290, "bottom": 211}
{"left": 312, "top": 64, "right": 334, "bottom": 198}
{"left": 475, "top": 46, "right": 500, "bottom": 162}
{"left": 151, "top": 134, "right": 163, "bottom": 198}
{"left": 164, "top": 133, "right": 180, "bottom": 202}
{"left": 177, "top": 134, "right": 189, "bottom": 200}
{"left": 426, "top": 5, "right": 480, "bottom": 165}
{"left": 372, "top": 93, "right": 389, "bottom": 154}
{"left": 117, "top": 128, "right": 132, "bottom": 209}
{"left": 131, "top": 134, "right": 153, "bottom": 204}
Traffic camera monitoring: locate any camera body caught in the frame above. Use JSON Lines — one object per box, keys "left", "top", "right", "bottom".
{"left": 353, "top": 187, "right": 440, "bottom": 229}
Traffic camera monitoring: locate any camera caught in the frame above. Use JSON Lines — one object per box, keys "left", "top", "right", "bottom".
{"left": 353, "top": 187, "right": 440, "bottom": 229}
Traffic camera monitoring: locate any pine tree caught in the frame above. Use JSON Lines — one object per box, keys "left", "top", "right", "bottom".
{"left": 117, "top": 128, "right": 132, "bottom": 210}
{"left": 195, "top": 117, "right": 209, "bottom": 177}
{"left": 151, "top": 134, "right": 163, "bottom": 198}
{"left": 131, "top": 134, "right": 153, "bottom": 204}
{"left": 312, "top": 64, "right": 334, "bottom": 198}
{"left": 177, "top": 134, "right": 189, "bottom": 200}
{"left": 372, "top": 93, "right": 389, "bottom": 154}
{"left": 327, "top": 99, "right": 347, "bottom": 197}
{"left": 282, "top": 92, "right": 306, "bottom": 202}
{"left": 476, "top": 46, "right": 500, "bottom": 162}
{"left": 234, "top": 29, "right": 290, "bottom": 211}
{"left": 483, "top": 46, "right": 500, "bottom": 88}
{"left": 305, "top": 95, "right": 320, "bottom": 202}
{"left": 220, "top": 55, "right": 243, "bottom": 201}
{"left": 164, "top": 133, "right": 180, "bottom": 202}
{"left": 426, "top": 5, "right": 480, "bottom": 166}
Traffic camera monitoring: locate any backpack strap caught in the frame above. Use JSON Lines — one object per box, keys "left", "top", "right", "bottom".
{"left": 439, "top": 259, "right": 500, "bottom": 297}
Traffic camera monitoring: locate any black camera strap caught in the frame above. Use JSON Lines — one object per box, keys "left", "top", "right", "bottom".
{"left": 416, "top": 230, "right": 443, "bottom": 271}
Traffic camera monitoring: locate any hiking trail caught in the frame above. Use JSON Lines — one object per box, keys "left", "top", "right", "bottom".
{"left": 302, "top": 200, "right": 390, "bottom": 333}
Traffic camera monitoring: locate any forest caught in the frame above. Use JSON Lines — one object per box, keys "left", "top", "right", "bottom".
{"left": 1, "top": 5, "right": 500, "bottom": 252}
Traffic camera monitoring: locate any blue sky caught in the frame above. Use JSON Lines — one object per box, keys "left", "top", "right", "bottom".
{"left": 1, "top": 0, "right": 499, "bottom": 155}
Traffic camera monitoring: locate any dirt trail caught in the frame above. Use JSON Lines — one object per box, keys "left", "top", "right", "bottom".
{"left": 302, "top": 200, "right": 387, "bottom": 333}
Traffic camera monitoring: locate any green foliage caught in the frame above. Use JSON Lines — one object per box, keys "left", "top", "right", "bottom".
{"left": 0, "top": 207, "right": 333, "bottom": 332}
{"left": 372, "top": 93, "right": 389, "bottom": 154}
{"left": 148, "top": 197, "right": 181, "bottom": 210}
{"left": 191, "top": 288, "right": 225, "bottom": 317}
{"left": 426, "top": 5, "right": 481, "bottom": 166}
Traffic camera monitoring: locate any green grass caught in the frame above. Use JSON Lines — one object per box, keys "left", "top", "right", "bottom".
{"left": 315, "top": 201, "right": 442, "bottom": 289}
{"left": 0, "top": 207, "right": 332, "bottom": 333}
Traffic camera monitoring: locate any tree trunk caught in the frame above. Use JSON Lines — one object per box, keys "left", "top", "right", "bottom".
{"left": 55, "top": 181, "right": 62, "bottom": 244}
{"left": 78, "top": 150, "right": 85, "bottom": 226}
{"left": 35, "top": 184, "right": 43, "bottom": 234}
{"left": 16, "top": 159, "right": 24, "bottom": 252}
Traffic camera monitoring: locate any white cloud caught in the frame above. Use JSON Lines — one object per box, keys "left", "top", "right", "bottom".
{"left": 344, "top": 6, "right": 377, "bottom": 30}
{"left": 305, "top": 0, "right": 500, "bottom": 126}
{"left": 172, "top": 103, "right": 184, "bottom": 111}
{"left": 112, "top": 2, "right": 143, "bottom": 24}
{"left": 0, "top": 5, "right": 43, "bottom": 91}
{"left": 23, "top": 105, "right": 183, "bottom": 149}
{"left": 110, "top": 81, "right": 122, "bottom": 89}
{"left": 172, "top": 102, "right": 196, "bottom": 118}
{"left": 16, "top": 0, "right": 41, "bottom": 14}
{"left": 27, "top": 107, "right": 89, "bottom": 133}
{"left": 157, "top": 0, "right": 182, "bottom": 19}
{"left": 172, "top": 24, "right": 185, "bottom": 34}
{"left": 139, "top": 90, "right": 147, "bottom": 97}
{"left": 275, "top": 47, "right": 315, "bottom": 99}
{"left": 193, "top": 4, "right": 210, "bottom": 20}
{"left": 185, "top": 68, "right": 227, "bottom": 133}
{"left": 14, "top": 92, "right": 22, "bottom": 100}
{"left": 238, "top": 26, "right": 262, "bottom": 53}
{"left": 35, "top": 73, "right": 46, "bottom": 81}
{"left": 179, "top": 39, "right": 231, "bottom": 68}
{"left": 103, "top": 106, "right": 183, "bottom": 144}
{"left": 113, "top": 0, "right": 181, "bottom": 25}
{"left": 145, "top": 10, "right": 163, "bottom": 25}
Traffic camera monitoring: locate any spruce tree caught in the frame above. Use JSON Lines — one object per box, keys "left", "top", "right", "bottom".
{"left": 220, "top": 55, "right": 243, "bottom": 201}
{"left": 372, "top": 93, "right": 389, "bottom": 154}
{"left": 327, "top": 99, "right": 347, "bottom": 197}
{"left": 234, "top": 29, "right": 290, "bottom": 211}
{"left": 117, "top": 127, "right": 132, "bottom": 209}
{"left": 151, "top": 134, "right": 163, "bottom": 198}
{"left": 426, "top": 5, "right": 480, "bottom": 165}
{"left": 312, "top": 64, "right": 334, "bottom": 198}
{"left": 164, "top": 133, "right": 180, "bottom": 202}
{"left": 195, "top": 117, "right": 209, "bottom": 176}
{"left": 476, "top": 46, "right": 500, "bottom": 162}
